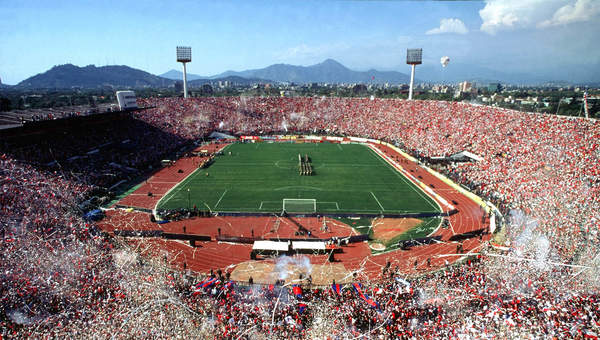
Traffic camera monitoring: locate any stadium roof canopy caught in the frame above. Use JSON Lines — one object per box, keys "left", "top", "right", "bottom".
{"left": 450, "top": 151, "right": 483, "bottom": 162}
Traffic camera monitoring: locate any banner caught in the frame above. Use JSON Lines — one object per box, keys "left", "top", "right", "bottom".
{"left": 352, "top": 283, "right": 379, "bottom": 309}
{"left": 331, "top": 283, "right": 342, "bottom": 296}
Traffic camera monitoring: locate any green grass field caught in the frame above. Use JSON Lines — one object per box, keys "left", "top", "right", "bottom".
{"left": 156, "top": 142, "right": 441, "bottom": 214}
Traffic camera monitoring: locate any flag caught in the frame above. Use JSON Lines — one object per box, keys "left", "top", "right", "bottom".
{"left": 363, "top": 295, "right": 380, "bottom": 309}
{"left": 193, "top": 277, "right": 209, "bottom": 290}
{"left": 353, "top": 283, "right": 380, "bottom": 310}
{"left": 584, "top": 331, "right": 598, "bottom": 340}
{"left": 201, "top": 277, "right": 215, "bottom": 288}
{"left": 331, "top": 283, "right": 342, "bottom": 295}
{"left": 192, "top": 278, "right": 209, "bottom": 295}
{"left": 292, "top": 284, "right": 303, "bottom": 299}
{"left": 298, "top": 303, "right": 308, "bottom": 314}
{"left": 202, "top": 277, "right": 220, "bottom": 289}
{"left": 224, "top": 281, "right": 234, "bottom": 290}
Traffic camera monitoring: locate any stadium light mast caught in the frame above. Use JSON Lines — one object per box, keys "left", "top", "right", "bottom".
{"left": 176, "top": 46, "right": 192, "bottom": 98}
{"left": 406, "top": 48, "right": 422, "bottom": 100}
{"left": 584, "top": 91, "right": 589, "bottom": 119}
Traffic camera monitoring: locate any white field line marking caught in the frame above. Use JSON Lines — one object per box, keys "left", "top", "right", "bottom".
{"left": 319, "top": 201, "right": 341, "bottom": 210}
{"left": 365, "top": 145, "right": 440, "bottom": 212}
{"left": 370, "top": 191, "right": 385, "bottom": 211}
{"left": 337, "top": 144, "right": 343, "bottom": 151}
{"left": 157, "top": 166, "right": 204, "bottom": 208}
{"left": 259, "top": 201, "right": 282, "bottom": 210}
{"left": 214, "top": 189, "right": 228, "bottom": 208}
{"left": 156, "top": 144, "right": 232, "bottom": 210}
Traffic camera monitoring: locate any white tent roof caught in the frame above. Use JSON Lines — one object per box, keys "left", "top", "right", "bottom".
{"left": 292, "top": 241, "right": 326, "bottom": 250}
{"left": 252, "top": 240, "right": 289, "bottom": 252}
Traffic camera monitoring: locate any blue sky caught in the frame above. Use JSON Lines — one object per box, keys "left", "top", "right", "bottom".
{"left": 1, "top": 0, "right": 599, "bottom": 84}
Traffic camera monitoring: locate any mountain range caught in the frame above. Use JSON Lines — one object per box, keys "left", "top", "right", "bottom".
{"left": 6, "top": 59, "right": 596, "bottom": 89}
{"left": 160, "top": 59, "right": 411, "bottom": 84}
{"left": 188, "top": 76, "right": 270, "bottom": 87}
{"left": 157, "top": 70, "right": 266, "bottom": 85}
{"left": 160, "top": 69, "right": 206, "bottom": 82}
{"left": 16, "top": 64, "right": 175, "bottom": 89}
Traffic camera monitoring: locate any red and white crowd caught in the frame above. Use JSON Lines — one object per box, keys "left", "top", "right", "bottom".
{"left": 1, "top": 96, "right": 599, "bottom": 338}
{"left": 137, "top": 97, "right": 600, "bottom": 260}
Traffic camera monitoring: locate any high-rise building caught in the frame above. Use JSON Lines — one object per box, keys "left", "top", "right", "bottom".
{"left": 459, "top": 81, "right": 472, "bottom": 93}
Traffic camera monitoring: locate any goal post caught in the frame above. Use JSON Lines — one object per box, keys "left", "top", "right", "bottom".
{"left": 282, "top": 198, "right": 317, "bottom": 213}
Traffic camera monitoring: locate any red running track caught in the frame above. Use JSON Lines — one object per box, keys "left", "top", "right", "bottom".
{"left": 99, "top": 141, "right": 491, "bottom": 282}
{"left": 116, "top": 143, "right": 228, "bottom": 210}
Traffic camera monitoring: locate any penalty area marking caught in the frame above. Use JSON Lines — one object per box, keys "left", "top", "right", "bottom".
{"left": 318, "top": 201, "right": 340, "bottom": 210}
{"left": 370, "top": 191, "right": 385, "bottom": 211}
{"left": 259, "top": 201, "right": 281, "bottom": 210}
{"left": 214, "top": 189, "right": 228, "bottom": 208}
{"left": 258, "top": 201, "right": 340, "bottom": 211}
{"left": 274, "top": 186, "right": 324, "bottom": 191}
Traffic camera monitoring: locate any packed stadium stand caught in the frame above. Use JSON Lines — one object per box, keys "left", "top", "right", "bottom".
{"left": 0, "top": 104, "right": 116, "bottom": 128}
{"left": 1, "top": 97, "right": 599, "bottom": 338}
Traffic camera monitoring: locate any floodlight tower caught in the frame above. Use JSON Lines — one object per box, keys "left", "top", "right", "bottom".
{"left": 176, "top": 46, "right": 192, "bottom": 98}
{"left": 584, "top": 91, "right": 589, "bottom": 119}
{"left": 406, "top": 48, "right": 422, "bottom": 100}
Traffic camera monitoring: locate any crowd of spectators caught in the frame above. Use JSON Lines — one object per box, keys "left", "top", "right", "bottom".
{"left": 0, "top": 115, "right": 191, "bottom": 189}
{"left": 138, "top": 96, "right": 600, "bottom": 262}
{"left": 177, "top": 254, "right": 600, "bottom": 339}
{"left": 1, "top": 95, "right": 599, "bottom": 338}
{"left": 2, "top": 104, "right": 116, "bottom": 126}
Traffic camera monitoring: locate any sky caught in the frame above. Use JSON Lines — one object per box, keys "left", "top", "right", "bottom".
{"left": 0, "top": 0, "right": 599, "bottom": 85}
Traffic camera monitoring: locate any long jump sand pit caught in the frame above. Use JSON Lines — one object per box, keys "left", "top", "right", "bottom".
{"left": 230, "top": 259, "right": 352, "bottom": 285}
{"left": 372, "top": 217, "right": 423, "bottom": 243}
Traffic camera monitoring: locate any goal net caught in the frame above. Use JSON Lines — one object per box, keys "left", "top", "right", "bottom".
{"left": 282, "top": 198, "right": 317, "bottom": 213}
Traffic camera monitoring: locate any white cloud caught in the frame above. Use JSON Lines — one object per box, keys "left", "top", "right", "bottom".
{"left": 538, "top": 0, "right": 600, "bottom": 27}
{"left": 480, "top": 0, "right": 600, "bottom": 34}
{"left": 426, "top": 18, "right": 468, "bottom": 35}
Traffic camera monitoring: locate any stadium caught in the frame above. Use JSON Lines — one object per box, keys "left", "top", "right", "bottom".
{"left": 2, "top": 93, "right": 599, "bottom": 339}
{"left": 101, "top": 117, "right": 489, "bottom": 284}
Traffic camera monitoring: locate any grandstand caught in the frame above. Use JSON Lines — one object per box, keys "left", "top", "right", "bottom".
{"left": 0, "top": 103, "right": 118, "bottom": 128}
{"left": 1, "top": 96, "right": 599, "bottom": 339}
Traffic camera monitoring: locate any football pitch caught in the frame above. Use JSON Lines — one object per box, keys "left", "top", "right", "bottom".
{"left": 156, "top": 142, "right": 441, "bottom": 215}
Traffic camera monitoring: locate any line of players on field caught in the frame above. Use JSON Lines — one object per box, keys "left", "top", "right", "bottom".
{"left": 298, "top": 153, "right": 313, "bottom": 176}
